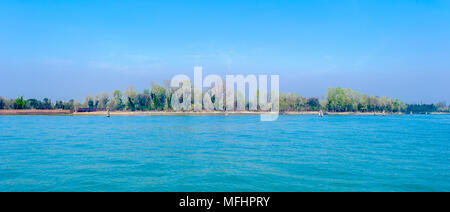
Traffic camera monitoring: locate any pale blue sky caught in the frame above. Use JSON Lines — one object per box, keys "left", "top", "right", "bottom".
{"left": 1, "top": 0, "right": 449, "bottom": 103}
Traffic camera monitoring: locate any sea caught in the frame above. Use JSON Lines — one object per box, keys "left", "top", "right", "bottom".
{"left": 0, "top": 115, "right": 448, "bottom": 191}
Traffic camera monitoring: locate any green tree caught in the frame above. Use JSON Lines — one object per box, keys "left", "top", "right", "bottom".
{"left": 126, "top": 97, "right": 136, "bottom": 111}
{"left": 0, "top": 97, "right": 6, "bottom": 109}
{"left": 55, "top": 99, "right": 75, "bottom": 110}
{"left": 327, "top": 88, "right": 352, "bottom": 112}
{"left": 55, "top": 100, "right": 64, "bottom": 109}
{"left": 307, "top": 98, "right": 320, "bottom": 111}
{"left": 279, "top": 93, "right": 288, "bottom": 112}
{"left": 96, "top": 92, "right": 110, "bottom": 109}
{"left": 151, "top": 83, "right": 167, "bottom": 110}
{"left": 111, "top": 90, "right": 124, "bottom": 110}
{"left": 27, "top": 99, "right": 42, "bottom": 109}
{"left": 14, "top": 96, "right": 27, "bottom": 109}
{"left": 83, "top": 95, "right": 95, "bottom": 110}
{"left": 42, "top": 98, "right": 53, "bottom": 109}
{"left": 134, "top": 94, "right": 152, "bottom": 111}
{"left": 124, "top": 86, "right": 138, "bottom": 111}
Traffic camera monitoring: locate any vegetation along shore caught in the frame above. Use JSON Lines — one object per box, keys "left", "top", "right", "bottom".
{"left": 1, "top": 85, "right": 449, "bottom": 115}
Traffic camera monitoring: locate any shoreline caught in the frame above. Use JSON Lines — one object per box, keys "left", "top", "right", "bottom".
{"left": 2, "top": 109, "right": 449, "bottom": 116}
{"left": 0, "top": 109, "right": 72, "bottom": 115}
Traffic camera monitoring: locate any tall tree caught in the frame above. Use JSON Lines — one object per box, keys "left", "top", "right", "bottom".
{"left": 0, "top": 97, "right": 6, "bottom": 109}
{"left": 96, "top": 92, "right": 110, "bottom": 109}
{"left": 151, "top": 83, "right": 167, "bottom": 110}
{"left": 14, "top": 97, "right": 27, "bottom": 109}
{"left": 124, "top": 86, "right": 138, "bottom": 111}
{"left": 84, "top": 95, "right": 95, "bottom": 110}
{"left": 110, "top": 90, "right": 124, "bottom": 110}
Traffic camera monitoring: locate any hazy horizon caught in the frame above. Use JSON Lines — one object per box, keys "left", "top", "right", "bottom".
{"left": 1, "top": 0, "right": 449, "bottom": 104}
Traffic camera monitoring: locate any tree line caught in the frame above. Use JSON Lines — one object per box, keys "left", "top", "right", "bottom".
{"left": 1, "top": 85, "right": 449, "bottom": 114}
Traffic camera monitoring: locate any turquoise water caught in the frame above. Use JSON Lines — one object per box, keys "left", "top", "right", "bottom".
{"left": 0, "top": 115, "right": 449, "bottom": 191}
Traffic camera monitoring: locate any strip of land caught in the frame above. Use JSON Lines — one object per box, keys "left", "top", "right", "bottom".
{"left": 0, "top": 109, "right": 72, "bottom": 115}
{"left": 2, "top": 109, "right": 448, "bottom": 116}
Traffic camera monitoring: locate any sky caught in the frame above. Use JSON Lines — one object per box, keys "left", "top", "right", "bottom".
{"left": 1, "top": 0, "right": 449, "bottom": 103}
